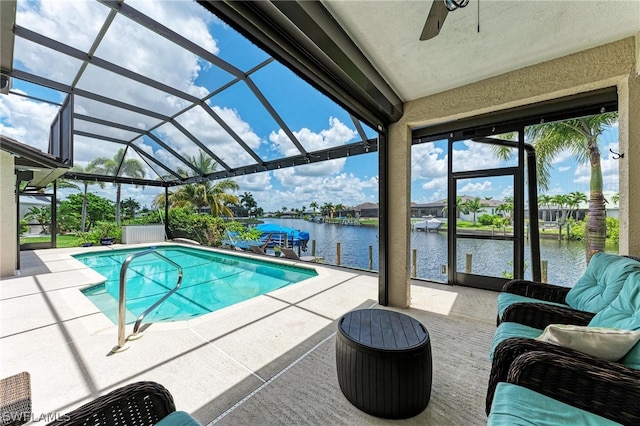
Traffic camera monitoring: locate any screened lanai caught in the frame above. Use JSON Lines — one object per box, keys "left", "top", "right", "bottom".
{"left": 0, "top": 0, "right": 379, "bottom": 190}
{"left": 2, "top": 0, "right": 640, "bottom": 306}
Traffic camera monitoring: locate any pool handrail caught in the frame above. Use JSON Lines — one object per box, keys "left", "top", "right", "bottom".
{"left": 116, "top": 248, "right": 183, "bottom": 351}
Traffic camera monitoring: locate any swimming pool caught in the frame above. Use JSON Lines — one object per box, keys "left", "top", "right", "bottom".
{"left": 75, "top": 245, "right": 318, "bottom": 324}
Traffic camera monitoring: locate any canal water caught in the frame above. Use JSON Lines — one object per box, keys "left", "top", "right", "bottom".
{"left": 263, "top": 218, "right": 593, "bottom": 287}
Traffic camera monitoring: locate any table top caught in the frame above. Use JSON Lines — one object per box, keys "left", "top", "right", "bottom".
{"left": 338, "top": 309, "right": 428, "bottom": 351}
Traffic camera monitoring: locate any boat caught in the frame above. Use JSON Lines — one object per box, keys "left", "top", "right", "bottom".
{"left": 413, "top": 216, "right": 443, "bottom": 232}
{"left": 255, "top": 223, "right": 310, "bottom": 250}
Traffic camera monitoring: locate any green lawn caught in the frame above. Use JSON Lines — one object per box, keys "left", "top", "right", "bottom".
{"left": 21, "top": 235, "right": 84, "bottom": 248}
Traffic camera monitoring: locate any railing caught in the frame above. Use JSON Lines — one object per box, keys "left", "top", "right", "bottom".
{"left": 114, "top": 248, "right": 183, "bottom": 352}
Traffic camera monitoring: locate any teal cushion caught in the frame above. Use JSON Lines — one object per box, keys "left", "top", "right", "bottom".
{"left": 589, "top": 271, "right": 640, "bottom": 330}
{"left": 588, "top": 271, "right": 640, "bottom": 368}
{"left": 488, "top": 382, "right": 621, "bottom": 425}
{"left": 155, "top": 411, "right": 202, "bottom": 426}
{"left": 490, "top": 322, "right": 542, "bottom": 361}
{"left": 497, "top": 292, "right": 568, "bottom": 317}
{"left": 565, "top": 253, "right": 640, "bottom": 312}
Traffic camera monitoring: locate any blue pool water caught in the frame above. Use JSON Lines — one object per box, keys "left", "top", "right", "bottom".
{"left": 75, "top": 245, "right": 318, "bottom": 324}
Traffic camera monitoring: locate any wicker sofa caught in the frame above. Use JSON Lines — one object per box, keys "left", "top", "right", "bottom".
{"left": 497, "top": 252, "right": 640, "bottom": 326}
{"left": 487, "top": 269, "right": 640, "bottom": 423}
{"left": 487, "top": 341, "right": 640, "bottom": 424}
{"left": 491, "top": 253, "right": 640, "bottom": 358}
{"left": 45, "top": 381, "right": 201, "bottom": 426}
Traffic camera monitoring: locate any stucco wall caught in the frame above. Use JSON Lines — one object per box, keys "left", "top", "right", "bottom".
{"left": 386, "top": 36, "right": 639, "bottom": 307}
{"left": 0, "top": 150, "right": 16, "bottom": 277}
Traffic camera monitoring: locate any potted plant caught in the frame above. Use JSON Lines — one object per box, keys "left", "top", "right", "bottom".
{"left": 273, "top": 245, "right": 282, "bottom": 257}
{"left": 77, "top": 232, "right": 94, "bottom": 247}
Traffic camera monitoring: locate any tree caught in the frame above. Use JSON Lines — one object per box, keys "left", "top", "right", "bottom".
{"left": 612, "top": 193, "right": 619, "bottom": 205}
{"left": 462, "top": 197, "right": 488, "bottom": 226}
{"left": 321, "top": 202, "right": 335, "bottom": 218}
{"left": 551, "top": 194, "right": 570, "bottom": 223}
{"left": 170, "top": 151, "right": 239, "bottom": 217}
{"left": 240, "top": 192, "right": 257, "bottom": 217}
{"left": 567, "top": 191, "right": 588, "bottom": 220}
{"left": 121, "top": 197, "right": 141, "bottom": 220}
{"left": 25, "top": 206, "right": 51, "bottom": 234}
{"left": 538, "top": 194, "right": 553, "bottom": 222}
{"left": 89, "top": 148, "right": 145, "bottom": 225}
{"left": 309, "top": 201, "right": 319, "bottom": 213}
{"left": 59, "top": 193, "right": 115, "bottom": 231}
{"left": 496, "top": 202, "right": 514, "bottom": 225}
{"left": 528, "top": 112, "right": 618, "bottom": 262}
{"left": 443, "top": 196, "right": 467, "bottom": 219}
{"left": 63, "top": 163, "right": 104, "bottom": 232}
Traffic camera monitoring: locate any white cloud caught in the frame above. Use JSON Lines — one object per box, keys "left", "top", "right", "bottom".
{"left": 0, "top": 92, "right": 59, "bottom": 151}
{"left": 421, "top": 176, "right": 447, "bottom": 191}
{"left": 451, "top": 141, "right": 509, "bottom": 172}
{"left": 270, "top": 117, "right": 356, "bottom": 158}
{"left": 411, "top": 143, "right": 446, "bottom": 180}
{"left": 459, "top": 180, "right": 493, "bottom": 195}
{"left": 245, "top": 165, "right": 378, "bottom": 212}
{"left": 233, "top": 173, "right": 273, "bottom": 192}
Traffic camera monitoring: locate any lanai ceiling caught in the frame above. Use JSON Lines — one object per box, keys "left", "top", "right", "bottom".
{"left": 322, "top": 0, "right": 640, "bottom": 101}
{"left": 1, "top": 0, "right": 639, "bottom": 189}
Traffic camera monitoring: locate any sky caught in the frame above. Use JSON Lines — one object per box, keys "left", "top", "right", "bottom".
{"left": 0, "top": 0, "right": 620, "bottom": 214}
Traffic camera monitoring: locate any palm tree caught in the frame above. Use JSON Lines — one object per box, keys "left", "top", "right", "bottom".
{"left": 170, "top": 151, "right": 239, "bottom": 217}
{"left": 442, "top": 196, "right": 466, "bottom": 219}
{"left": 496, "top": 202, "right": 514, "bottom": 225}
{"left": 89, "top": 148, "right": 145, "bottom": 225}
{"left": 527, "top": 112, "right": 618, "bottom": 262}
{"left": 568, "top": 191, "right": 588, "bottom": 220}
{"left": 309, "top": 201, "right": 319, "bottom": 213}
{"left": 240, "top": 192, "right": 257, "bottom": 217}
{"left": 551, "top": 194, "right": 570, "bottom": 223}
{"left": 321, "top": 202, "right": 335, "bottom": 219}
{"left": 537, "top": 194, "right": 553, "bottom": 222}
{"left": 462, "top": 197, "right": 488, "bottom": 226}
{"left": 66, "top": 163, "right": 103, "bottom": 232}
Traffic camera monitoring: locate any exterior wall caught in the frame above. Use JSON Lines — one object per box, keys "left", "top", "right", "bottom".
{"left": 0, "top": 151, "right": 16, "bottom": 277}
{"left": 387, "top": 36, "right": 639, "bottom": 308}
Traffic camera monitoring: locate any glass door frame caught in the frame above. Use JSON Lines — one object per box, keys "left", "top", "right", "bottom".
{"left": 447, "top": 130, "right": 541, "bottom": 290}
{"left": 412, "top": 124, "right": 541, "bottom": 291}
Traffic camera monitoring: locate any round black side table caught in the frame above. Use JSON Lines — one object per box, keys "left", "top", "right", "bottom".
{"left": 335, "top": 308, "right": 432, "bottom": 419}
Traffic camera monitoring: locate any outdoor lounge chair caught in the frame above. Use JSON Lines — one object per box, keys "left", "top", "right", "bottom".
{"left": 487, "top": 348, "right": 640, "bottom": 425}
{"left": 248, "top": 245, "right": 267, "bottom": 255}
{"left": 487, "top": 269, "right": 640, "bottom": 417}
{"left": 1, "top": 372, "right": 30, "bottom": 426}
{"left": 281, "top": 247, "right": 323, "bottom": 262}
{"left": 46, "top": 381, "right": 201, "bottom": 426}
{"left": 496, "top": 252, "right": 640, "bottom": 327}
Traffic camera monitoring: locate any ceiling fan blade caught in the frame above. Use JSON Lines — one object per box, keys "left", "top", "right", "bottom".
{"left": 420, "top": 0, "right": 449, "bottom": 41}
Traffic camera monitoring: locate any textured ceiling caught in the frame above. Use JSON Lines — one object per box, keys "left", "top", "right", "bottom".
{"left": 323, "top": 0, "right": 640, "bottom": 101}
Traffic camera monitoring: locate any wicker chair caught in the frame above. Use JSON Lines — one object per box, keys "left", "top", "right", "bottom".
{"left": 497, "top": 253, "right": 640, "bottom": 327}
{"left": 486, "top": 339, "right": 640, "bottom": 424}
{"left": 46, "top": 381, "right": 176, "bottom": 426}
{"left": 1, "top": 372, "right": 31, "bottom": 426}
{"left": 500, "top": 300, "right": 594, "bottom": 329}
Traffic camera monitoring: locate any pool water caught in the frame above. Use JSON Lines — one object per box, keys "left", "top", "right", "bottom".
{"left": 75, "top": 245, "right": 318, "bottom": 324}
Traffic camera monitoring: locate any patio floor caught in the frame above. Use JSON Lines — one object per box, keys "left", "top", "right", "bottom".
{"left": 0, "top": 243, "right": 497, "bottom": 425}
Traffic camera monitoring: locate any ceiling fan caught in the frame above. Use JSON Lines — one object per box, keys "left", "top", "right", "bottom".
{"left": 420, "top": 0, "right": 470, "bottom": 41}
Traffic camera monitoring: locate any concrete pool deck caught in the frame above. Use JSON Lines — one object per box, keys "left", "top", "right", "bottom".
{"left": 1, "top": 243, "right": 497, "bottom": 424}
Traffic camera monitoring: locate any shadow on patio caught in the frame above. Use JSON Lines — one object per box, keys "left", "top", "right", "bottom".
{"left": 1, "top": 247, "right": 496, "bottom": 425}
